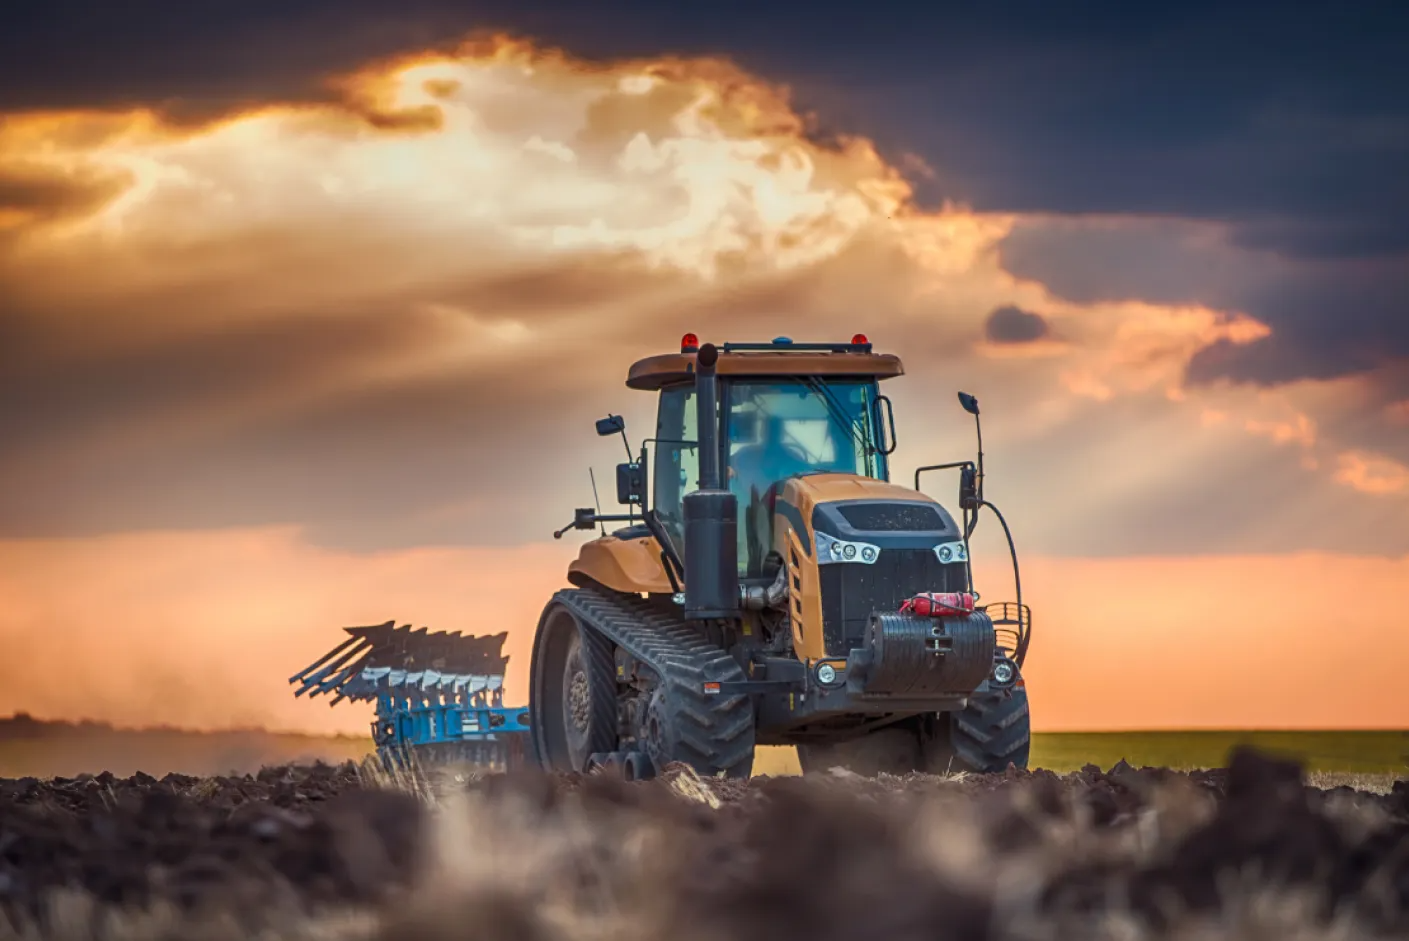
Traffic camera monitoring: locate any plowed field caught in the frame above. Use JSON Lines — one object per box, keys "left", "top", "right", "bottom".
{"left": 1, "top": 749, "right": 1405, "bottom": 940}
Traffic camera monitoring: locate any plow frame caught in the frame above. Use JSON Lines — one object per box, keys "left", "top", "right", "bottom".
{"left": 371, "top": 692, "right": 532, "bottom": 772}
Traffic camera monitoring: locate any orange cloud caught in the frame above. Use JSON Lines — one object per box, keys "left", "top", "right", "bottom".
{"left": 1244, "top": 411, "right": 1316, "bottom": 449}
{"left": 1335, "top": 450, "right": 1409, "bottom": 497}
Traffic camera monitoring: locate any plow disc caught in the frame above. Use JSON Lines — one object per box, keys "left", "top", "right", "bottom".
{"left": 290, "top": 621, "right": 531, "bottom": 774}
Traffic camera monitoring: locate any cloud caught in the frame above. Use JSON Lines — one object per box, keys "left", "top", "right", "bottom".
{"left": 0, "top": 33, "right": 1404, "bottom": 559}
{"left": 983, "top": 304, "right": 1050, "bottom": 344}
{"left": 1335, "top": 450, "right": 1409, "bottom": 497}
{"left": 997, "top": 215, "right": 1409, "bottom": 451}
{"left": 1244, "top": 411, "right": 1316, "bottom": 450}
{"left": 5, "top": 1, "right": 1405, "bottom": 257}
{"left": 0, "top": 165, "right": 131, "bottom": 228}
{"left": 4, "top": 2, "right": 1403, "bottom": 417}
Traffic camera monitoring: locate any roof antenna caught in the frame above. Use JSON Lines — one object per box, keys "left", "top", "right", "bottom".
{"left": 589, "top": 467, "right": 606, "bottom": 536}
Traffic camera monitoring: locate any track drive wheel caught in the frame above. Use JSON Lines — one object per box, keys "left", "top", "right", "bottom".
{"left": 923, "top": 685, "right": 1032, "bottom": 774}
{"left": 529, "top": 601, "right": 618, "bottom": 772}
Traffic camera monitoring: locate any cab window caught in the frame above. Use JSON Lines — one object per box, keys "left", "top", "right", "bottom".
{"left": 724, "top": 378, "right": 886, "bottom": 575}
{"left": 651, "top": 384, "right": 698, "bottom": 557}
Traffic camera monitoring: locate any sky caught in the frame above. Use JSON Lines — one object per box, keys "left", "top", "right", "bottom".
{"left": 0, "top": 1, "right": 1406, "bottom": 734}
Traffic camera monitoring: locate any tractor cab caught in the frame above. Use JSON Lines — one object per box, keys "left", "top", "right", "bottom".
{"left": 630, "top": 335, "right": 900, "bottom": 577}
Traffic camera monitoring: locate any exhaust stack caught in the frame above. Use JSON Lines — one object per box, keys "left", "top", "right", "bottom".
{"left": 682, "top": 342, "right": 739, "bottom": 619}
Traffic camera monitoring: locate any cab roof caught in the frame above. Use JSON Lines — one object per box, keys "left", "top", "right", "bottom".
{"left": 625, "top": 336, "right": 905, "bottom": 391}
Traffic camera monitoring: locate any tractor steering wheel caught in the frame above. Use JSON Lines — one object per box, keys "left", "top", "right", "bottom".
{"left": 780, "top": 442, "right": 810, "bottom": 468}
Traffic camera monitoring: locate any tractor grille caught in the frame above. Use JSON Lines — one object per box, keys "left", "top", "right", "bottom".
{"left": 835, "top": 503, "right": 947, "bottom": 532}
{"left": 819, "top": 548, "right": 968, "bottom": 655}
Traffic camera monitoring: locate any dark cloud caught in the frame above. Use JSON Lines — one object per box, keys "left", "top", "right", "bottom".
{"left": 999, "top": 217, "right": 1409, "bottom": 388}
{"left": 0, "top": 168, "right": 121, "bottom": 216}
{"left": 1231, "top": 214, "right": 1409, "bottom": 261}
{"left": 997, "top": 218, "right": 1249, "bottom": 308}
{"left": 983, "top": 305, "right": 1050, "bottom": 345}
{"left": 0, "top": 166, "right": 131, "bottom": 237}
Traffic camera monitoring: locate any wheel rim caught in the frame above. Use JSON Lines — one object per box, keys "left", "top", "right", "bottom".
{"left": 562, "top": 636, "right": 593, "bottom": 767}
{"left": 531, "top": 606, "right": 593, "bottom": 772}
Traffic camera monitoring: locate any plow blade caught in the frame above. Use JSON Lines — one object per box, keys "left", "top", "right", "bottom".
{"left": 288, "top": 621, "right": 511, "bottom": 705}
{"left": 290, "top": 621, "right": 531, "bottom": 776}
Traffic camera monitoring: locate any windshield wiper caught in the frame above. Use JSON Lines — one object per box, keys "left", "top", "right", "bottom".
{"left": 802, "top": 377, "right": 875, "bottom": 476}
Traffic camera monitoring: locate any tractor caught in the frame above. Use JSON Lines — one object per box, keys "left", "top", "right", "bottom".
{"left": 530, "top": 333, "right": 1031, "bottom": 779}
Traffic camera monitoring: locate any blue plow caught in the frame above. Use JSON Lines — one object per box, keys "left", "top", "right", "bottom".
{"left": 289, "top": 621, "right": 532, "bottom": 773}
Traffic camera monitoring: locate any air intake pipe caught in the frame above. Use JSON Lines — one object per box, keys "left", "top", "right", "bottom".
{"left": 682, "top": 342, "right": 739, "bottom": 619}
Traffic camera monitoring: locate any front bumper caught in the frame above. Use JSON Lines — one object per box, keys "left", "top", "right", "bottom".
{"left": 713, "top": 610, "right": 1020, "bottom": 735}
{"left": 848, "top": 610, "right": 996, "bottom": 696}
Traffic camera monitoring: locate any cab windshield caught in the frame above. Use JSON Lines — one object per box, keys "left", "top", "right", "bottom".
{"left": 726, "top": 378, "right": 887, "bottom": 575}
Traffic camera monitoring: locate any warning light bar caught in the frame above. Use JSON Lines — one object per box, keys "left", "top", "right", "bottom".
{"left": 681, "top": 333, "right": 699, "bottom": 352}
{"left": 719, "top": 338, "right": 874, "bottom": 353}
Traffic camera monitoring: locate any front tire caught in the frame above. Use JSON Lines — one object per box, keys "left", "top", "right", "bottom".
{"left": 924, "top": 685, "right": 1031, "bottom": 774}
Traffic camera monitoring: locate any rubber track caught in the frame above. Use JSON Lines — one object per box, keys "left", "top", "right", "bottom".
{"left": 577, "top": 616, "right": 621, "bottom": 758}
{"left": 550, "top": 586, "right": 756, "bottom": 777}
{"left": 950, "top": 687, "right": 1032, "bottom": 773}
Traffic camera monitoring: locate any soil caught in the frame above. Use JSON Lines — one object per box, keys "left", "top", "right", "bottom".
{"left": 0, "top": 748, "right": 1405, "bottom": 940}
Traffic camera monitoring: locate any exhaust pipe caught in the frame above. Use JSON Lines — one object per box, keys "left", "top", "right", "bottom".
{"left": 696, "top": 342, "right": 723, "bottom": 491}
{"left": 683, "top": 342, "right": 739, "bottom": 620}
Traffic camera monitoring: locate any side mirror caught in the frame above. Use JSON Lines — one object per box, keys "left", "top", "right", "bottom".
{"left": 596, "top": 414, "right": 626, "bottom": 436}
{"left": 616, "top": 461, "right": 644, "bottom": 505}
{"left": 957, "top": 392, "right": 979, "bottom": 416}
{"left": 875, "top": 395, "right": 897, "bottom": 455}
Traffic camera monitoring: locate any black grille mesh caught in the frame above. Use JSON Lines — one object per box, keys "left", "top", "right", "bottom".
{"left": 819, "top": 550, "right": 968, "bottom": 654}
{"left": 835, "top": 503, "right": 947, "bottom": 532}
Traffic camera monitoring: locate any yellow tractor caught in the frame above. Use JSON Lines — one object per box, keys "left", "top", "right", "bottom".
{"left": 532, "top": 334, "right": 1031, "bottom": 778}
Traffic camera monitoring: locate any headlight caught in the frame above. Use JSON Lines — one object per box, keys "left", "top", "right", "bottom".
{"left": 989, "top": 657, "right": 1019, "bottom": 689}
{"left": 933, "top": 540, "right": 969, "bottom": 564}
{"left": 815, "top": 532, "right": 880, "bottom": 564}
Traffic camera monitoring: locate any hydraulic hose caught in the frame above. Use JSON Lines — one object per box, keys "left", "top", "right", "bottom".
{"left": 980, "top": 499, "right": 1028, "bottom": 667}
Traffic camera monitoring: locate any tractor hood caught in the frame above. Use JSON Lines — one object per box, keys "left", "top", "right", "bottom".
{"left": 777, "top": 473, "right": 962, "bottom": 541}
